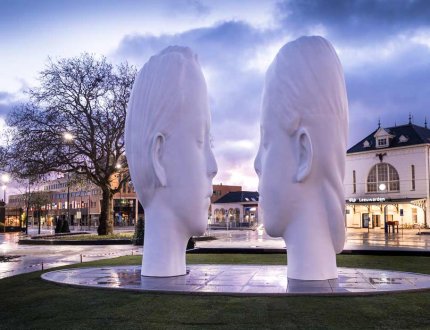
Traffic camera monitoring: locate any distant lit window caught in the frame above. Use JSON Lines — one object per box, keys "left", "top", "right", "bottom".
{"left": 412, "top": 208, "right": 418, "bottom": 223}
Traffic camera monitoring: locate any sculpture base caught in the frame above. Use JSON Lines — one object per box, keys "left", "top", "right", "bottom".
{"left": 41, "top": 265, "right": 430, "bottom": 295}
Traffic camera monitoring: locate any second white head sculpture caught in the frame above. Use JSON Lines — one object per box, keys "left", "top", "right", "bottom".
{"left": 254, "top": 36, "right": 349, "bottom": 280}
{"left": 125, "top": 46, "right": 217, "bottom": 277}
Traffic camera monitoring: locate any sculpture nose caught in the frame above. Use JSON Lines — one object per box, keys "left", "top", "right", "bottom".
{"left": 207, "top": 148, "right": 218, "bottom": 179}
{"left": 254, "top": 147, "right": 262, "bottom": 177}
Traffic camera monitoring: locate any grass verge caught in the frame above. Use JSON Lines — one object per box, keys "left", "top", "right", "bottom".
{"left": 0, "top": 254, "right": 429, "bottom": 329}
{"left": 38, "top": 232, "right": 134, "bottom": 240}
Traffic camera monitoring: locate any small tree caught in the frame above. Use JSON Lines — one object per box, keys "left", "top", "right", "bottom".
{"left": 132, "top": 217, "right": 144, "bottom": 246}
{"left": 29, "top": 191, "right": 52, "bottom": 234}
{"left": 4, "top": 54, "right": 136, "bottom": 235}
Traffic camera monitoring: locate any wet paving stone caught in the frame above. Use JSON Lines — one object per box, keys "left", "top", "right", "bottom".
{"left": 41, "top": 265, "right": 430, "bottom": 295}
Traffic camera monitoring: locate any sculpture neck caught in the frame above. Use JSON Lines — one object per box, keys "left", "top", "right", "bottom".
{"left": 141, "top": 206, "right": 189, "bottom": 277}
{"left": 283, "top": 191, "right": 338, "bottom": 280}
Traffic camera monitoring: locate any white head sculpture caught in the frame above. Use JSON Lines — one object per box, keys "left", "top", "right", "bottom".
{"left": 125, "top": 46, "right": 217, "bottom": 277}
{"left": 254, "top": 36, "right": 349, "bottom": 280}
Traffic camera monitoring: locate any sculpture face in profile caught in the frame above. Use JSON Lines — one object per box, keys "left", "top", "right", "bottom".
{"left": 125, "top": 46, "right": 217, "bottom": 277}
{"left": 254, "top": 36, "right": 349, "bottom": 280}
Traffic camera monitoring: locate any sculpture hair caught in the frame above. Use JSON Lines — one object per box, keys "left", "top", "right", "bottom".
{"left": 125, "top": 46, "right": 205, "bottom": 207}
{"left": 262, "top": 36, "right": 349, "bottom": 252}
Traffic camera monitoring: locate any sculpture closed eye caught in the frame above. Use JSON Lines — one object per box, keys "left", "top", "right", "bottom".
{"left": 254, "top": 36, "right": 348, "bottom": 281}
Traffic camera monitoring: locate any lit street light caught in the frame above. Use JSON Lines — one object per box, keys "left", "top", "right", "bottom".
{"left": 63, "top": 132, "right": 74, "bottom": 229}
{"left": 63, "top": 132, "right": 74, "bottom": 141}
{"left": 1, "top": 174, "right": 10, "bottom": 232}
{"left": 1, "top": 174, "right": 10, "bottom": 202}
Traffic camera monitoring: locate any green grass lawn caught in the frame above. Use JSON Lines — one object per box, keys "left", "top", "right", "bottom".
{"left": 1, "top": 254, "right": 430, "bottom": 329}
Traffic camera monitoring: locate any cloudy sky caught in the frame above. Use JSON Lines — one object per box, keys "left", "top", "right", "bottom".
{"left": 1, "top": 0, "right": 430, "bottom": 191}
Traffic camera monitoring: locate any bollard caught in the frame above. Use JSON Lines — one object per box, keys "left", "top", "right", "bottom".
{"left": 80, "top": 254, "right": 83, "bottom": 263}
{"left": 41, "top": 262, "right": 44, "bottom": 271}
{"left": 131, "top": 250, "right": 134, "bottom": 256}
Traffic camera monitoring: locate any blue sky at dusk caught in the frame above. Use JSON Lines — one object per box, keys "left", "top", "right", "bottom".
{"left": 1, "top": 0, "right": 430, "bottom": 190}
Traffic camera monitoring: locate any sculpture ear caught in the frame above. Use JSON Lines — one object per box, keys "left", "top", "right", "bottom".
{"left": 152, "top": 133, "right": 167, "bottom": 187}
{"left": 295, "top": 127, "right": 313, "bottom": 183}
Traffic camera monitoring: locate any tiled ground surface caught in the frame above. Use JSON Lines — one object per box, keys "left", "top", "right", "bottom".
{"left": 41, "top": 265, "right": 430, "bottom": 295}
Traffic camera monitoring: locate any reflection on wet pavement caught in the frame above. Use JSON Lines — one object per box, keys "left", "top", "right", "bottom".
{"left": 42, "top": 265, "right": 430, "bottom": 295}
{"left": 0, "top": 231, "right": 140, "bottom": 279}
{"left": 2, "top": 228, "right": 430, "bottom": 280}
{"left": 199, "top": 228, "right": 430, "bottom": 251}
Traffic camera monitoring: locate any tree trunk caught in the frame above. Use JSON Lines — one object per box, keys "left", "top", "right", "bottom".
{"left": 98, "top": 189, "right": 114, "bottom": 235}
{"left": 38, "top": 208, "right": 41, "bottom": 235}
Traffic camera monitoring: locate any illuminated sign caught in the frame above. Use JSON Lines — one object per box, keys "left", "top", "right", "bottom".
{"left": 348, "top": 197, "right": 386, "bottom": 203}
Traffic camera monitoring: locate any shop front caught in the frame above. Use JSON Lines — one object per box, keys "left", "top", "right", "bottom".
{"left": 345, "top": 197, "right": 427, "bottom": 230}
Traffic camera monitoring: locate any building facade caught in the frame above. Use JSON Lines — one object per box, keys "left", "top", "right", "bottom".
{"left": 345, "top": 122, "right": 430, "bottom": 230}
{"left": 211, "top": 191, "right": 259, "bottom": 228}
{"left": 7, "top": 174, "right": 142, "bottom": 228}
{"left": 6, "top": 180, "right": 242, "bottom": 229}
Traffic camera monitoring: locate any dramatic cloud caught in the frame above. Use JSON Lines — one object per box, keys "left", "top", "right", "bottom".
{"left": 271, "top": 0, "right": 430, "bottom": 147}
{"left": 277, "top": 0, "right": 430, "bottom": 44}
{"left": 2, "top": 0, "right": 430, "bottom": 190}
{"left": 114, "top": 21, "right": 282, "bottom": 188}
{"left": 0, "top": 91, "right": 18, "bottom": 117}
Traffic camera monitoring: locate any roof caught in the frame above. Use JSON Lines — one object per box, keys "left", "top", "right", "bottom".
{"left": 213, "top": 191, "right": 259, "bottom": 204}
{"left": 347, "top": 123, "right": 430, "bottom": 154}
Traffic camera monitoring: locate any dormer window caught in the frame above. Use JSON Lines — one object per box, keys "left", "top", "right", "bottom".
{"left": 399, "top": 135, "right": 409, "bottom": 143}
{"left": 377, "top": 138, "right": 387, "bottom": 147}
{"left": 374, "top": 127, "right": 395, "bottom": 149}
{"left": 363, "top": 140, "right": 370, "bottom": 148}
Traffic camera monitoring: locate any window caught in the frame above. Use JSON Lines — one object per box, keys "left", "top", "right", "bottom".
{"left": 353, "top": 170, "right": 356, "bottom": 194}
{"left": 411, "top": 165, "right": 415, "bottom": 190}
{"left": 377, "top": 138, "right": 387, "bottom": 147}
{"left": 367, "top": 163, "right": 399, "bottom": 193}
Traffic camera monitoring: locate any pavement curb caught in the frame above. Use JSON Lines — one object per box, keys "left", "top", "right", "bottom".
{"left": 188, "top": 247, "right": 430, "bottom": 256}
{"left": 18, "top": 239, "right": 132, "bottom": 245}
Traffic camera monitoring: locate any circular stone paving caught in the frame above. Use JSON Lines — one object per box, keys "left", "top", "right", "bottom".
{"left": 41, "top": 265, "right": 430, "bottom": 295}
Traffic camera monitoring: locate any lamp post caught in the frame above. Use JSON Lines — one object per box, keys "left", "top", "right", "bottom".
{"left": 1, "top": 174, "right": 10, "bottom": 202}
{"left": 1, "top": 174, "right": 10, "bottom": 231}
{"left": 115, "top": 163, "right": 122, "bottom": 227}
{"left": 63, "top": 132, "right": 74, "bottom": 229}
{"left": 378, "top": 183, "right": 388, "bottom": 233}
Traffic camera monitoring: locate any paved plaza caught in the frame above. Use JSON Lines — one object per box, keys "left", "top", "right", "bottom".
{"left": 1, "top": 227, "right": 430, "bottom": 279}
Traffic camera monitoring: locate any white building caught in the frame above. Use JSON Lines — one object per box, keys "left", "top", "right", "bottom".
{"left": 211, "top": 191, "right": 259, "bottom": 228}
{"left": 345, "top": 121, "right": 430, "bottom": 230}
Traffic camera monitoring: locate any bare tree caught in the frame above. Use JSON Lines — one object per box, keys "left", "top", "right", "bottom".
{"left": 4, "top": 54, "right": 136, "bottom": 235}
{"left": 28, "top": 190, "right": 52, "bottom": 235}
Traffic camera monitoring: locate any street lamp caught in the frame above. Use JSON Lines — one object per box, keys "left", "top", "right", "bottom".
{"left": 63, "top": 132, "right": 74, "bottom": 228}
{"left": 1, "top": 174, "right": 10, "bottom": 202}
{"left": 115, "top": 163, "right": 122, "bottom": 226}
{"left": 1, "top": 174, "right": 10, "bottom": 232}
{"left": 63, "top": 132, "right": 74, "bottom": 141}
{"left": 378, "top": 183, "right": 388, "bottom": 232}
{"left": 1, "top": 185, "right": 6, "bottom": 203}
